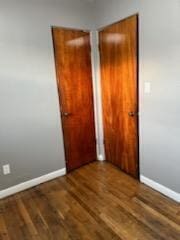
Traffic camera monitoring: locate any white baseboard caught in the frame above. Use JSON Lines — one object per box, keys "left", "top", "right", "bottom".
{"left": 140, "top": 175, "right": 180, "bottom": 203}
{"left": 97, "top": 154, "right": 105, "bottom": 161}
{"left": 0, "top": 168, "right": 66, "bottom": 200}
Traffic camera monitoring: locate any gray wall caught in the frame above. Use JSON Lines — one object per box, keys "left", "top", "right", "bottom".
{"left": 1, "top": 0, "right": 180, "bottom": 194}
{"left": 0, "top": 0, "right": 94, "bottom": 190}
{"left": 93, "top": 0, "right": 180, "bottom": 193}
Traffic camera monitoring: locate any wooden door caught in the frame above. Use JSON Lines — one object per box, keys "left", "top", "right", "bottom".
{"left": 99, "top": 15, "right": 139, "bottom": 178}
{"left": 52, "top": 27, "right": 97, "bottom": 172}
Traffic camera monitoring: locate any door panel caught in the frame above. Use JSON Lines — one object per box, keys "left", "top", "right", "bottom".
{"left": 99, "top": 15, "right": 139, "bottom": 178}
{"left": 52, "top": 28, "right": 97, "bottom": 172}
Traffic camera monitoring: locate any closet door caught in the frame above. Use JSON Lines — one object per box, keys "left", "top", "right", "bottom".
{"left": 99, "top": 15, "right": 139, "bottom": 178}
{"left": 52, "top": 27, "right": 96, "bottom": 172}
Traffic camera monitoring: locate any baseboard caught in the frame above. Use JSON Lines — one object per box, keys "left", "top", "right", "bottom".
{"left": 0, "top": 168, "right": 66, "bottom": 199}
{"left": 97, "top": 154, "right": 105, "bottom": 161}
{"left": 140, "top": 175, "right": 180, "bottom": 203}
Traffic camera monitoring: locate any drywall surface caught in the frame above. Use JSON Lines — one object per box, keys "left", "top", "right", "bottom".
{"left": 1, "top": 0, "right": 180, "bottom": 195}
{"left": 0, "top": 0, "right": 94, "bottom": 190}
{"left": 94, "top": 0, "right": 180, "bottom": 193}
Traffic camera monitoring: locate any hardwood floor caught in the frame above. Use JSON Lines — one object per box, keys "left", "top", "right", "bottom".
{"left": 0, "top": 162, "right": 179, "bottom": 240}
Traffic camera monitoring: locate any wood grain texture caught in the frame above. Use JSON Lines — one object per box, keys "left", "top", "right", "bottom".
{"left": 99, "top": 15, "right": 139, "bottom": 178}
{"left": 0, "top": 162, "right": 179, "bottom": 240}
{"left": 52, "top": 27, "right": 97, "bottom": 171}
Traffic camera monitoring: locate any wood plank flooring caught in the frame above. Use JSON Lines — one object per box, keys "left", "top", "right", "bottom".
{"left": 0, "top": 161, "right": 179, "bottom": 240}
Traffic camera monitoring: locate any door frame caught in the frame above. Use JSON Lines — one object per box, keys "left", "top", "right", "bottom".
{"left": 98, "top": 14, "right": 140, "bottom": 179}
{"left": 51, "top": 26, "right": 97, "bottom": 172}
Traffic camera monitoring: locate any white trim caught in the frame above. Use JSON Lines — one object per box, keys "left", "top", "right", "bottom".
{"left": 140, "top": 175, "right": 180, "bottom": 203}
{"left": 90, "top": 31, "right": 99, "bottom": 158}
{"left": 97, "top": 154, "right": 105, "bottom": 161}
{"left": 90, "top": 31, "right": 105, "bottom": 162}
{"left": 0, "top": 168, "right": 66, "bottom": 199}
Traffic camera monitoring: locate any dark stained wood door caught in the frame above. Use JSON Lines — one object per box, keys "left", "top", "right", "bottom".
{"left": 52, "top": 27, "right": 97, "bottom": 172}
{"left": 99, "top": 15, "right": 139, "bottom": 178}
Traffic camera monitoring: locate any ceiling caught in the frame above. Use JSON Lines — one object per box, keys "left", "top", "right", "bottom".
{"left": 82, "top": 0, "right": 96, "bottom": 2}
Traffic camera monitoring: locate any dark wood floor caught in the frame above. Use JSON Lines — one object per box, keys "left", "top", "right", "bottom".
{"left": 0, "top": 162, "right": 179, "bottom": 240}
